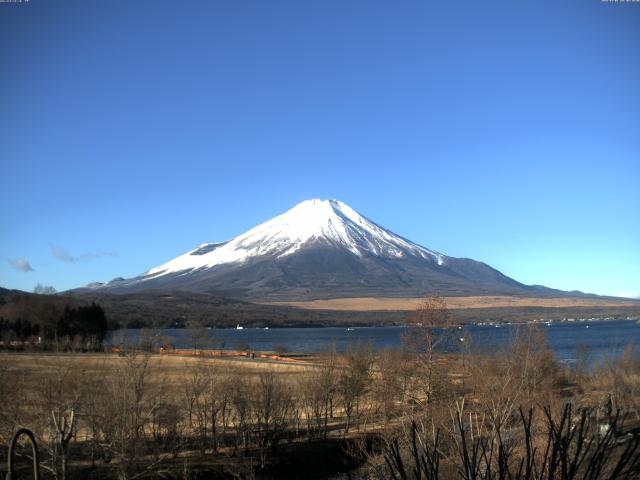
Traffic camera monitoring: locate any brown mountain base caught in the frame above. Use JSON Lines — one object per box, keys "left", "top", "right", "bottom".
{"left": 264, "top": 295, "right": 639, "bottom": 311}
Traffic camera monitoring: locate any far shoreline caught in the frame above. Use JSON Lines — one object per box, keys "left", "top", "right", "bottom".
{"left": 107, "top": 314, "right": 640, "bottom": 332}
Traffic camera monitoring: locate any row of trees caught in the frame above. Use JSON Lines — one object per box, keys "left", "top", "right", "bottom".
{"left": 359, "top": 297, "right": 640, "bottom": 479}
{"left": 0, "top": 317, "right": 41, "bottom": 340}
{"left": 0, "top": 302, "right": 108, "bottom": 350}
{"left": 2, "top": 338, "right": 639, "bottom": 478}
{"left": 0, "top": 346, "right": 379, "bottom": 479}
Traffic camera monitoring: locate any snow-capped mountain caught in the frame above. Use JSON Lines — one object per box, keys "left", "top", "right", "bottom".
{"left": 87, "top": 199, "right": 543, "bottom": 300}
{"left": 146, "top": 199, "right": 445, "bottom": 276}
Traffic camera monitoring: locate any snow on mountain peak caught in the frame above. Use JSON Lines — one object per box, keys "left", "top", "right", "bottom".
{"left": 142, "top": 199, "right": 444, "bottom": 279}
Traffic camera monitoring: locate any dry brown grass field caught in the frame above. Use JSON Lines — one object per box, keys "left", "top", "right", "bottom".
{"left": 2, "top": 317, "right": 640, "bottom": 479}
{"left": 0, "top": 351, "right": 313, "bottom": 396}
{"left": 265, "top": 294, "right": 640, "bottom": 311}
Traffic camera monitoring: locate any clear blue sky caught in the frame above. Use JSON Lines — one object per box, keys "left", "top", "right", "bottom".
{"left": 1, "top": 0, "right": 638, "bottom": 297}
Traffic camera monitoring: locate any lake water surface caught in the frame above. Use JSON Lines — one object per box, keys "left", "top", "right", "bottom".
{"left": 108, "top": 318, "right": 640, "bottom": 364}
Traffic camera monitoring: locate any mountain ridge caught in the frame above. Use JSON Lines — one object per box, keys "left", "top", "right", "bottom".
{"left": 79, "top": 199, "right": 598, "bottom": 301}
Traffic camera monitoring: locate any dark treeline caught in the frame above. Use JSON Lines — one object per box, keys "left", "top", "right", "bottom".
{"left": 67, "top": 292, "right": 640, "bottom": 329}
{"left": 0, "top": 289, "right": 108, "bottom": 350}
{"left": 0, "top": 317, "right": 40, "bottom": 340}
{"left": 55, "top": 303, "right": 108, "bottom": 343}
{"left": 2, "top": 287, "right": 640, "bottom": 330}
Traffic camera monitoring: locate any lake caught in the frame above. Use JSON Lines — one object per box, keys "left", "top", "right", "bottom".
{"left": 107, "top": 318, "right": 640, "bottom": 364}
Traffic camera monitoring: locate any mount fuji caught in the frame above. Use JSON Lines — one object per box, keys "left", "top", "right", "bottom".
{"left": 85, "top": 199, "right": 564, "bottom": 300}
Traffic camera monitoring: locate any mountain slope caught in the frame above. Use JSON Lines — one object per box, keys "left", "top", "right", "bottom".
{"left": 146, "top": 199, "right": 445, "bottom": 275}
{"left": 84, "top": 199, "right": 572, "bottom": 300}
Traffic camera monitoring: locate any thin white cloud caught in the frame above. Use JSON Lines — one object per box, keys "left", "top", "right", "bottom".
{"left": 8, "top": 257, "right": 34, "bottom": 272}
{"left": 51, "top": 245, "right": 117, "bottom": 263}
{"left": 51, "top": 245, "right": 75, "bottom": 263}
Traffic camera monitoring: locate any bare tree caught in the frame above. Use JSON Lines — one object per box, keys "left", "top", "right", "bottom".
{"left": 377, "top": 402, "right": 640, "bottom": 480}
{"left": 183, "top": 362, "right": 209, "bottom": 455}
{"left": 299, "top": 350, "right": 338, "bottom": 439}
{"left": 338, "top": 345, "right": 374, "bottom": 433}
{"left": 0, "top": 362, "right": 28, "bottom": 446}
{"left": 229, "top": 373, "right": 253, "bottom": 455}
{"left": 402, "top": 295, "right": 452, "bottom": 405}
{"left": 372, "top": 348, "right": 412, "bottom": 424}
{"left": 30, "top": 355, "right": 84, "bottom": 480}
{"left": 33, "top": 283, "right": 57, "bottom": 295}
{"left": 252, "top": 371, "right": 293, "bottom": 467}
{"left": 504, "top": 324, "right": 560, "bottom": 407}
{"left": 182, "top": 360, "right": 229, "bottom": 455}
{"left": 96, "top": 351, "right": 170, "bottom": 479}
{"left": 596, "top": 343, "right": 640, "bottom": 420}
